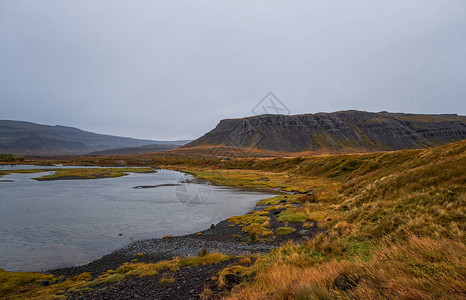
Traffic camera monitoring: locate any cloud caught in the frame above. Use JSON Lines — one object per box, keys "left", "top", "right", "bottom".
{"left": 1, "top": 0, "right": 465, "bottom": 140}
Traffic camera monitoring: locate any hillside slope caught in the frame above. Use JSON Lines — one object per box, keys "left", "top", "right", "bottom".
{"left": 174, "top": 140, "right": 466, "bottom": 299}
{"left": 0, "top": 120, "right": 183, "bottom": 155}
{"left": 184, "top": 110, "right": 466, "bottom": 152}
{"left": 1, "top": 141, "right": 464, "bottom": 299}
{"left": 87, "top": 143, "right": 182, "bottom": 155}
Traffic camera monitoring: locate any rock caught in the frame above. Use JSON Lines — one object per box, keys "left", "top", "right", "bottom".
{"left": 256, "top": 177, "right": 269, "bottom": 182}
{"left": 279, "top": 199, "right": 287, "bottom": 204}
{"left": 183, "top": 111, "right": 466, "bottom": 152}
{"left": 38, "top": 280, "right": 50, "bottom": 286}
{"left": 210, "top": 224, "right": 215, "bottom": 229}
{"left": 224, "top": 273, "right": 242, "bottom": 285}
{"left": 298, "top": 230, "right": 311, "bottom": 236}
{"left": 272, "top": 208, "right": 285, "bottom": 215}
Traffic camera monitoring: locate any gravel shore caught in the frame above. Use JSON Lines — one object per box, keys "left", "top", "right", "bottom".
{"left": 47, "top": 218, "right": 276, "bottom": 278}
{"left": 47, "top": 200, "right": 323, "bottom": 299}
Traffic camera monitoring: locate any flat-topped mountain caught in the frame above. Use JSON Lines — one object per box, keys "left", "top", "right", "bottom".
{"left": 184, "top": 111, "right": 466, "bottom": 152}
{"left": 0, "top": 120, "right": 188, "bottom": 156}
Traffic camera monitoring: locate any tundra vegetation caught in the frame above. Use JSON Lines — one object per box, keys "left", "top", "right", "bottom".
{"left": 184, "top": 141, "right": 465, "bottom": 299}
{"left": 0, "top": 252, "right": 232, "bottom": 299}
{"left": 0, "top": 153, "right": 24, "bottom": 162}
{"left": 0, "top": 141, "right": 464, "bottom": 299}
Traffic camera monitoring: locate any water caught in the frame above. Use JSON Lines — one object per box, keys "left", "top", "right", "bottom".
{"left": 0, "top": 168, "right": 276, "bottom": 271}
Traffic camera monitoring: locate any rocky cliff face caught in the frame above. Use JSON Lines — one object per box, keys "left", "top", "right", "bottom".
{"left": 185, "top": 111, "right": 466, "bottom": 152}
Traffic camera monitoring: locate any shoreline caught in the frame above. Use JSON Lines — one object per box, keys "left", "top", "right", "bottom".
{"left": 47, "top": 199, "right": 322, "bottom": 278}
{"left": 44, "top": 170, "right": 313, "bottom": 278}
{"left": 1, "top": 167, "right": 281, "bottom": 274}
{"left": 1, "top": 165, "right": 318, "bottom": 279}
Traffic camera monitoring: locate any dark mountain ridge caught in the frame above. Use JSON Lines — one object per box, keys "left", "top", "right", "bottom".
{"left": 87, "top": 144, "right": 182, "bottom": 156}
{"left": 184, "top": 110, "right": 466, "bottom": 152}
{"left": 0, "top": 120, "right": 187, "bottom": 155}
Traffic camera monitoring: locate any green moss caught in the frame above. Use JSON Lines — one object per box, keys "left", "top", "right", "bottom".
{"left": 276, "top": 227, "right": 296, "bottom": 235}
{"left": 0, "top": 268, "right": 53, "bottom": 298}
{"left": 159, "top": 276, "right": 175, "bottom": 284}
{"left": 0, "top": 169, "right": 46, "bottom": 178}
{"left": 261, "top": 230, "right": 274, "bottom": 237}
{"left": 257, "top": 196, "right": 284, "bottom": 205}
{"left": 228, "top": 211, "right": 272, "bottom": 239}
{"left": 277, "top": 210, "right": 308, "bottom": 223}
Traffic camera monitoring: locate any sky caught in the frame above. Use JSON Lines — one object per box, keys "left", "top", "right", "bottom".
{"left": 1, "top": 1, "right": 465, "bottom": 140}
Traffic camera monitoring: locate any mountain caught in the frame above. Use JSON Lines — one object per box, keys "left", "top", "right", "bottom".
{"left": 183, "top": 111, "right": 466, "bottom": 152}
{"left": 0, "top": 120, "right": 187, "bottom": 155}
{"left": 87, "top": 143, "right": 182, "bottom": 155}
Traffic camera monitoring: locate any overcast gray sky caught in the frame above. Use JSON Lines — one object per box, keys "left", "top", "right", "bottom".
{"left": 1, "top": 1, "right": 465, "bottom": 140}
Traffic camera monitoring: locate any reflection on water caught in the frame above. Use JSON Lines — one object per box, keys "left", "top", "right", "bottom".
{"left": 0, "top": 168, "right": 275, "bottom": 271}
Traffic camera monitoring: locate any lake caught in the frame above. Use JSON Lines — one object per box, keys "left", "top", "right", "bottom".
{"left": 0, "top": 167, "right": 275, "bottom": 271}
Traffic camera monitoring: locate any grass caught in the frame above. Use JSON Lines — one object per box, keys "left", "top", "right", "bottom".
{"left": 96, "top": 252, "right": 230, "bottom": 283}
{"left": 2, "top": 140, "right": 465, "bottom": 299}
{"left": 227, "top": 236, "right": 465, "bottom": 299}
{"left": 0, "top": 169, "right": 47, "bottom": 178}
{"left": 0, "top": 253, "right": 231, "bottom": 299}
{"left": 228, "top": 211, "right": 271, "bottom": 241}
{"left": 169, "top": 140, "right": 466, "bottom": 299}
{"left": 277, "top": 209, "right": 308, "bottom": 223}
{"left": 0, "top": 270, "right": 93, "bottom": 300}
{"left": 275, "top": 227, "right": 296, "bottom": 235}
{"left": 0, "top": 268, "right": 54, "bottom": 298}
{"left": 159, "top": 275, "right": 175, "bottom": 284}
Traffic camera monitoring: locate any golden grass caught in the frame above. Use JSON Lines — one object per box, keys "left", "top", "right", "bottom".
{"left": 0, "top": 169, "right": 46, "bottom": 178}
{"left": 159, "top": 274, "right": 175, "bottom": 284}
{"left": 3, "top": 141, "right": 465, "bottom": 299}
{"left": 95, "top": 252, "right": 230, "bottom": 283}
{"left": 0, "top": 271, "right": 93, "bottom": 300}
{"left": 277, "top": 209, "right": 308, "bottom": 223}
{"left": 227, "top": 236, "right": 466, "bottom": 300}
{"left": 228, "top": 211, "right": 272, "bottom": 241}
{"left": 0, "top": 253, "right": 231, "bottom": 299}
{"left": 0, "top": 268, "right": 54, "bottom": 298}
{"left": 275, "top": 227, "right": 296, "bottom": 235}
{"left": 183, "top": 141, "right": 466, "bottom": 299}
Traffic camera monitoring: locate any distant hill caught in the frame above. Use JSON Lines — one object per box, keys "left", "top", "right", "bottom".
{"left": 183, "top": 111, "right": 466, "bottom": 152}
{"left": 87, "top": 143, "right": 183, "bottom": 155}
{"left": 0, "top": 120, "right": 188, "bottom": 155}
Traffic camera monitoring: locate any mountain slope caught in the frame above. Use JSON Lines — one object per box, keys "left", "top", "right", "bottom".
{"left": 0, "top": 120, "right": 183, "bottom": 155}
{"left": 87, "top": 143, "right": 182, "bottom": 155}
{"left": 184, "top": 111, "right": 466, "bottom": 152}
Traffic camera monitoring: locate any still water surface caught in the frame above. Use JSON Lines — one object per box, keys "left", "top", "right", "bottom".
{"left": 0, "top": 167, "right": 275, "bottom": 271}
